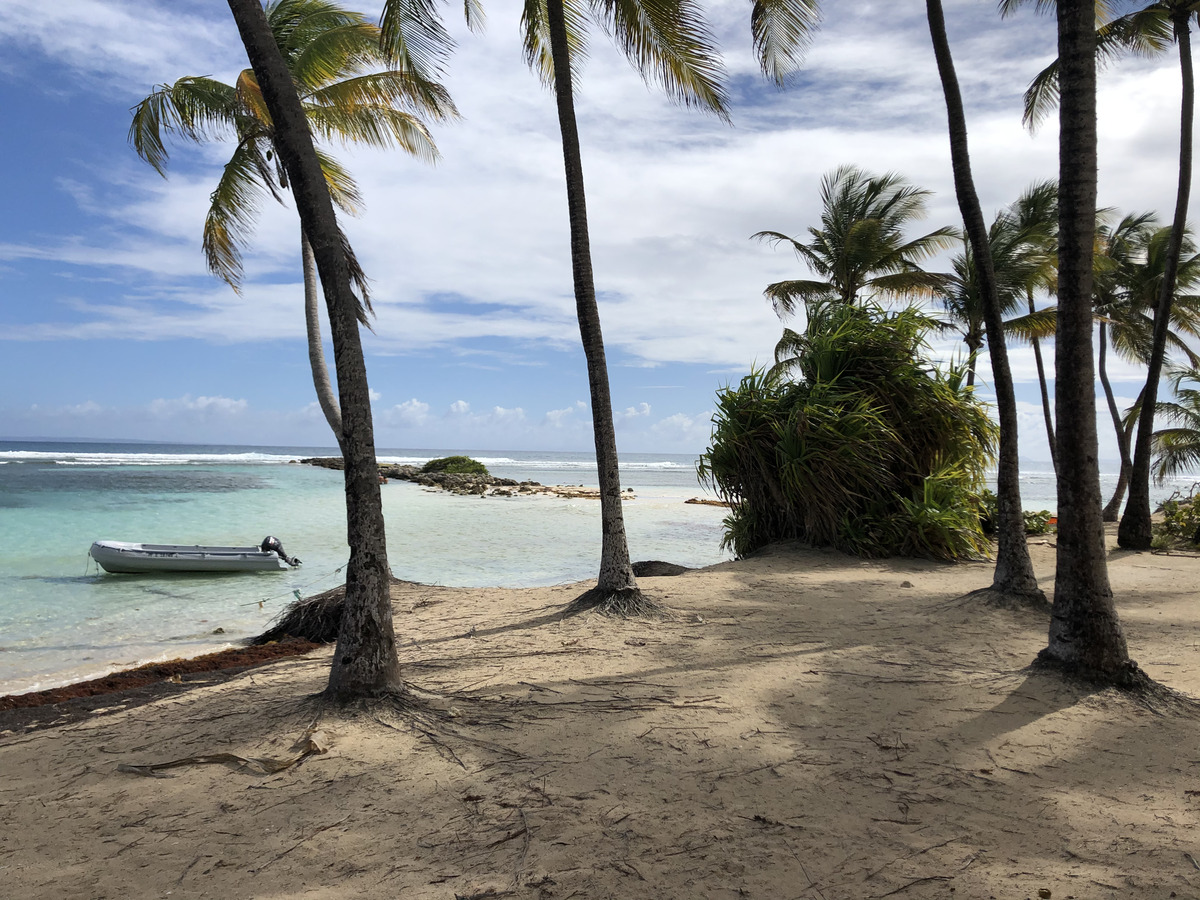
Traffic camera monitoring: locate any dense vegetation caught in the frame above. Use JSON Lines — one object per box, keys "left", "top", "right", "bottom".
{"left": 421, "top": 455, "right": 490, "bottom": 476}
{"left": 700, "top": 301, "right": 996, "bottom": 561}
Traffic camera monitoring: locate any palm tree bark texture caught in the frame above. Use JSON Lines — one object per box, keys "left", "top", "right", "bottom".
{"left": 1043, "top": 0, "right": 1139, "bottom": 683}
{"left": 544, "top": 0, "right": 651, "bottom": 615}
{"left": 226, "top": 0, "right": 402, "bottom": 699}
{"left": 925, "top": 0, "right": 1044, "bottom": 607}
{"left": 1120, "top": 8, "right": 1195, "bottom": 549}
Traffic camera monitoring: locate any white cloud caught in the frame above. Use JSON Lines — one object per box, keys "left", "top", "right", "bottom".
{"left": 148, "top": 395, "right": 248, "bottom": 416}
{"left": 0, "top": 0, "right": 1192, "bottom": 455}
{"left": 384, "top": 399, "right": 431, "bottom": 428}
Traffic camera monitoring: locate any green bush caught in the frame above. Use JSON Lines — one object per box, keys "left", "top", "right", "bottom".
{"left": 1151, "top": 483, "right": 1200, "bottom": 550}
{"left": 421, "top": 455, "right": 490, "bottom": 476}
{"left": 978, "top": 489, "right": 1054, "bottom": 535}
{"left": 699, "top": 301, "right": 997, "bottom": 560}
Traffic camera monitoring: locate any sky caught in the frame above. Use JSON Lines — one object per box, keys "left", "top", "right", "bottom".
{"left": 0, "top": 0, "right": 1189, "bottom": 461}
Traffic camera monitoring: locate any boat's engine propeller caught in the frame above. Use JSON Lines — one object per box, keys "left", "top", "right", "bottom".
{"left": 261, "top": 536, "right": 301, "bottom": 567}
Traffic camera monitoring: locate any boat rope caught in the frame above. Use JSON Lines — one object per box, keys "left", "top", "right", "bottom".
{"left": 243, "top": 562, "right": 348, "bottom": 610}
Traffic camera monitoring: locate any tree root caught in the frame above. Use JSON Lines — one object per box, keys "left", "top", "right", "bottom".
{"left": 564, "top": 586, "right": 668, "bottom": 618}
{"left": 953, "top": 585, "right": 1051, "bottom": 614}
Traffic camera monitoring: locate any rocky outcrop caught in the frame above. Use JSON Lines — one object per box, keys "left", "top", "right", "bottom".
{"left": 297, "top": 458, "right": 633, "bottom": 499}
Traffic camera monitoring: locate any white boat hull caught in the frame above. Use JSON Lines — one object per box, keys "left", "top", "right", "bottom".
{"left": 89, "top": 541, "right": 292, "bottom": 574}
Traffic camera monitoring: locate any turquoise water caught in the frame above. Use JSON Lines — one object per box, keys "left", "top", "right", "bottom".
{"left": 0, "top": 442, "right": 730, "bottom": 694}
{"left": 2, "top": 441, "right": 1196, "bottom": 696}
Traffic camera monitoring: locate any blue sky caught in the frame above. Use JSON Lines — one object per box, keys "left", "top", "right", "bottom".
{"left": 0, "top": 0, "right": 1188, "bottom": 459}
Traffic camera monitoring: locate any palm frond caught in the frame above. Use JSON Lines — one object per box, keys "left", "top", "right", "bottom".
{"left": 129, "top": 77, "right": 240, "bottom": 173}
{"left": 307, "top": 69, "right": 458, "bottom": 122}
{"left": 313, "top": 148, "right": 364, "bottom": 215}
{"left": 1003, "top": 305, "right": 1058, "bottom": 342}
{"left": 522, "top": 0, "right": 591, "bottom": 88}
{"left": 378, "top": 0, "right": 458, "bottom": 80}
{"left": 593, "top": 0, "right": 730, "bottom": 118}
{"left": 202, "top": 140, "right": 272, "bottom": 289}
{"left": 750, "top": 0, "right": 821, "bottom": 86}
{"left": 309, "top": 103, "right": 440, "bottom": 161}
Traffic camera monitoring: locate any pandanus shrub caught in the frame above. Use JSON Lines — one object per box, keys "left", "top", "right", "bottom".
{"left": 699, "top": 301, "right": 996, "bottom": 560}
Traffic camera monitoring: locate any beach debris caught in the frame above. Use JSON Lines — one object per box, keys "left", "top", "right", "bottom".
{"left": 117, "top": 730, "right": 331, "bottom": 778}
{"left": 250, "top": 584, "right": 346, "bottom": 645}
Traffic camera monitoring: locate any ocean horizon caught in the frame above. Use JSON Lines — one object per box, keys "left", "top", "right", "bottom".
{"left": 0, "top": 439, "right": 733, "bottom": 696}
{"left": 3, "top": 438, "right": 1197, "bottom": 697}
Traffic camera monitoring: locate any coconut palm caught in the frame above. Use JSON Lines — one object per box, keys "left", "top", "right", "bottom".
{"left": 224, "top": 0, "right": 398, "bottom": 700}
{"left": 378, "top": 0, "right": 727, "bottom": 615}
{"left": 1151, "top": 364, "right": 1200, "bottom": 480}
{"left": 1037, "top": 0, "right": 1137, "bottom": 681}
{"left": 937, "top": 204, "right": 1058, "bottom": 389}
{"left": 1003, "top": 0, "right": 1196, "bottom": 548}
{"left": 132, "top": 0, "right": 456, "bottom": 444}
{"left": 753, "top": 165, "right": 957, "bottom": 319}
{"left": 925, "top": 0, "right": 1046, "bottom": 607}
{"left": 539, "top": 0, "right": 727, "bottom": 614}
{"left": 1095, "top": 216, "right": 1200, "bottom": 516}
{"left": 1006, "top": 181, "right": 1062, "bottom": 472}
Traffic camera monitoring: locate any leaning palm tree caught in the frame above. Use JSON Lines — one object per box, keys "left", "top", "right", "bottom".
{"left": 534, "top": 0, "right": 727, "bottom": 614}
{"left": 378, "top": 0, "right": 727, "bottom": 615}
{"left": 132, "top": 0, "right": 456, "bottom": 443}
{"left": 224, "top": 0, "right": 399, "bottom": 700}
{"left": 925, "top": 0, "right": 1045, "bottom": 608}
{"left": 753, "top": 165, "right": 957, "bottom": 318}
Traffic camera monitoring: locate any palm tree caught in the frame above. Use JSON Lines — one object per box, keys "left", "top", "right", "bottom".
{"left": 936, "top": 199, "right": 1058, "bottom": 390}
{"left": 542, "top": 0, "right": 727, "bottom": 614}
{"left": 1094, "top": 211, "right": 1158, "bottom": 519}
{"left": 225, "top": 0, "right": 399, "bottom": 700}
{"left": 753, "top": 165, "right": 957, "bottom": 318}
{"left": 1003, "top": 0, "right": 1196, "bottom": 548}
{"left": 378, "top": 0, "right": 727, "bottom": 615}
{"left": 1006, "top": 181, "right": 1061, "bottom": 474}
{"left": 1042, "top": 0, "right": 1138, "bottom": 682}
{"left": 1120, "top": 2, "right": 1197, "bottom": 547}
{"left": 1095, "top": 217, "right": 1200, "bottom": 515}
{"left": 925, "top": 0, "right": 1045, "bottom": 607}
{"left": 132, "top": 0, "right": 455, "bottom": 444}
{"left": 1151, "top": 364, "right": 1200, "bottom": 480}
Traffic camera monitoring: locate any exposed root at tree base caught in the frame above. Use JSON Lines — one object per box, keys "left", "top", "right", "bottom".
{"left": 951, "top": 585, "right": 1051, "bottom": 614}
{"left": 563, "top": 586, "right": 668, "bottom": 618}
{"left": 1030, "top": 654, "right": 1200, "bottom": 716}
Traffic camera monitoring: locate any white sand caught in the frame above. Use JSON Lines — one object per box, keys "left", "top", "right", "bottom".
{"left": 2, "top": 533, "right": 1199, "bottom": 899}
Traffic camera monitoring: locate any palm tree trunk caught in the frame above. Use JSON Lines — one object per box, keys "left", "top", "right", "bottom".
{"left": 926, "top": 0, "right": 1045, "bottom": 606}
{"left": 1119, "top": 11, "right": 1194, "bottom": 549}
{"left": 1042, "top": 0, "right": 1137, "bottom": 683}
{"left": 1097, "top": 322, "right": 1132, "bottom": 520}
{"left": 1028, "top": 290, "right": 1057, "bottom": 475}
{"left": 303, "top": 230, "right": 344, "bottom": 445}
{"left": 227, "top": 0, "right": 401, "bottom": 699}
{"left": 545, "top": 0, "right": 650, "bottom": 615}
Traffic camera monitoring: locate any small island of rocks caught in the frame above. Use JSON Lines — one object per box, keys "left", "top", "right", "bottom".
{"left": 298, "top": 456, "right": 635, "bottom": 500}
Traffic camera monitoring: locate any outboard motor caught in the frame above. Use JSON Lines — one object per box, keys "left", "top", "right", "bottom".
{"left": 261, "top": 536, "right": 301, "bottom": 567}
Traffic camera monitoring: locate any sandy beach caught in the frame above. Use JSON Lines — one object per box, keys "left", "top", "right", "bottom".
{"left": 2, "top": 532, "right": 1199, "bottom": 900}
